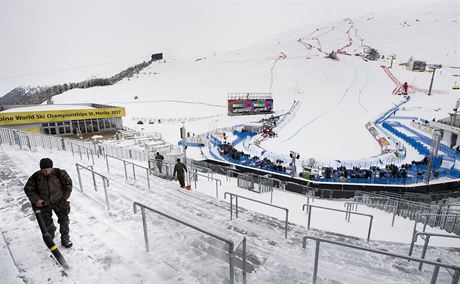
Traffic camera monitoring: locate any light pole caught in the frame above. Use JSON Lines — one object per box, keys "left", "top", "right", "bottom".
{"left": 427, "top": 64, "right": 442, "bottom": 96}
{"left": 424, "top": 129, "right": 442, "bottom": 184}
{"left": 389, "top": 55, "right": 396, "bottom": 68}
{"left": 290, "top": 151, "right": 300, "bottom": 178}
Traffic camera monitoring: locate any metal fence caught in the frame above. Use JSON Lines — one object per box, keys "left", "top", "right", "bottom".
{"left": 302, "top": 204, "right": 374, "bottom": 242}
{"left": 133, "top": 202, "right": 247, "bottom": 284}
{"left": 105, "top": 154, "right": 151, "bottom": 191}
{"left": 75, "top": 163, "right": 111, "bottom": 210}
{"left": 224, "top": 192, "right": 289, "bottom": 238}
{"left": 354, "top": 191, "right": 460, "bottom": 234}
{"left": 302, "top": 235, "right": 460, "bottom": 284}
{"left": 189, "top": 169, "right": 222, "bottom": 198}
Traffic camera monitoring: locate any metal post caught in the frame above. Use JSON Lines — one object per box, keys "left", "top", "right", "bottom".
{"left": 90, "top": 150, "right": 94, "bottom": 165}
{"left": 285, "top": 210, "right": 289, "bottom": 239}
{"left": 78, "top": 145, "right": 82, "bottom": 160}
{"left": 141, "top": 206, "right": 150, "bottom": 252}
{"left": 312, "top": 240, "right": 320, "bottom": 284}
{"left": 270, "top": 188, "right": 274, "bottom": 204}
{"left": 92, "top": 171, "right": 97, "bottom": 192}
{"left": 229, "top": 245, "right": 234, "bottom": 284}
{"left": 242, "top": 238, "right": 247, "bottom": 284}
{"left": 123, "top": 161, "right": 128, "bottom": 180}
{"left": 105, "top": 154, "right": 110, "bottom": 173}
{"left": 215, "top": 180, "right": 219, "bottom": 198}
{"left": 430, "top": 259, "right": 441, "bottom": 284}
{"left": 367, "top": 216, "right": 373, "bottom": 242}
{"left": 427, "top": 68, "right": 436, "bottom": 96}
{"left": 307, "top": 207, "right": 312, "bottom": 230}
{"left": 392, "top": 201, "right": 399, "bottom": 226}
{"left": 230, "top": 196, "right": 233, "bottom": 220}
{"left": 132, "top": 164, "right": 136, "bottom": 180}
{"left": 146, "top": 169, "right": 151, "bottom": 191}
{"left": 76, "top": 165, "right": 83, "bottom": 192}
{"left": 103, "top": 178, "right": 110, "bottom": 210}
{"left": 86, "top": 147, "right": 90, "bottom": 161}
{"left": 419, "top": 235, "right": 431, "bottom": 270}
{"left": 236, "top": 196, "right": 239, "bottom": 219}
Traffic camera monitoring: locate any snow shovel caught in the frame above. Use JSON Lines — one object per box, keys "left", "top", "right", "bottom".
{"left": 32, "top": 204, "right": 69, "bottom": 269}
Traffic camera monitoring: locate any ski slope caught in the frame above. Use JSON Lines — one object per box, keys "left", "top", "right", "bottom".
{"left": 43, "top": 3, "right": 460, "bottom": 165}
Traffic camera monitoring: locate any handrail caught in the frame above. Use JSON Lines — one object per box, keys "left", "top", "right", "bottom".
{"left": 224, "top": 192, "right": 289, "bottom": 238}
{"left": 345, "top": 201, "right": 398, "bottom": 226}
{"left": 76, "top": 163, "right": 111, "bottom": 210}
{"left": 302, "top": 235, "right": 460, "bottom": 284}
{"left": 105, "top": 154, "right": 151, "bottom": 191}
{"left": 413, "top": 213, "right": 460, "bottom": 237}
{"left": 190, "top": 170, "right": 222, "bottom": 198}
{"left": 132, "top": 202, "right": 246, "bottom": 284}
{"left": 302, "top": 204, "right": 373, "bottom": 242}
{"left": 409, "top": 231, "right": 460, "bottom": 271}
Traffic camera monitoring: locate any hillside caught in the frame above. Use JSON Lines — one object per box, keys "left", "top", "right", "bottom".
{"left": 45, "top": 3, "right": 459, "bottom": 164}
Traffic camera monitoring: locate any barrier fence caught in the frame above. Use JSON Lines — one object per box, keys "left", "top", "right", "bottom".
{"left": 189, "top": 169, "right": 222, "bottom": 198}
{"left": 302, "top": 236, "right": 460, "bottom": 284}
{"left": 354, "top": 191, "right": 460, "bottom": 234}
{"left": 105, "top": 154, "right": 151, "bottom": 191}
{"left": 224, "top": 192, "right": 289, "bottom": 238}
{"left": 133, "top": 202, "right": 247, "bottom": 284}
{"left": 75, "top": 163, "right": 111, "bottom": 210}
{"left": 302, "top": 204, "right": 374, "bottom": 242}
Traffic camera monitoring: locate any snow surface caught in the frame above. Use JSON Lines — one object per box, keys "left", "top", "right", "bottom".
{"left": 1, "top": 139, "right": 459, "bottom": 283}
{"left": 46, "top": 3, "right": 460, "bottom": 166}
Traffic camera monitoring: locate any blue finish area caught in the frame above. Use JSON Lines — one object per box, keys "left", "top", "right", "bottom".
{"left": 231, "top": 130, "right": 257, "bottom": 146}
{"left": 394, "top": 122, "right": 460, "bottom": 160}
{"left": 382, "top": 121, "right": 431, "bottom": 156}
{"left": 178, "top": 140, "right": 205, "bottom": 147}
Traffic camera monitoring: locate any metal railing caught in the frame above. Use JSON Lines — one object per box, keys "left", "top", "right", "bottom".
{"left": 415, "top": 213, "right": 460, "bottom": 235}
{"left": 189, "top": 169, "right": 222, "bottom": 198}
{"left": 132, "top": 202, "right": 247, "bottom": 284}
{"left": 408, "top": 231, "right": 460, "bottom": 270}
{"left": 224, "top": 192, "right": 289, "bottom": 238}
{"left": 75, "top": 163, "right": 111, "bottom": 210}
{"left": 227, "top": 170, "right": 277, "bottom": 204}
{"left": 67, "top": 141, "right": 95, "bottom": 164}
{"left": 302, "top": 235, "right": 460, "bottom": 284}
{"left": 302, "top": 204, "right": 374, "bottom": 242}
{"left": 105, "top": 154, "right": 151, "bottom": 191}
{"left": 344, "top": 201, "right": 398, "bottom": 226}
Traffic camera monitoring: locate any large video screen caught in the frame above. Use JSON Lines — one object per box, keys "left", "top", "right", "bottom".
{"left": 228, "top": 99, "right": 273, "bottom": 115}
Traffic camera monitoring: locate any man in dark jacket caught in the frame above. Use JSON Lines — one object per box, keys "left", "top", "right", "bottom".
{"left": 24, "top": 158, "right": 73, "bottom": 248}
{"left": 155, "top": 152, "right": 164, "bottom": 174}
{"left": 173, "top": 158, "right": 187, "bottom": 188}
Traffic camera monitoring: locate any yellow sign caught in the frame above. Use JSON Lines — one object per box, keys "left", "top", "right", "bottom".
{"left": 0, "top": 107, "right": 126, "bottom": 126}
{"left": 22, "top": 127, "right": 41, "bottom": 133}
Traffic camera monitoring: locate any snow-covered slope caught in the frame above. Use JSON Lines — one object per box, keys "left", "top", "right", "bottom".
{"left": 47, "top": 3, "right": 459, "bottom": 164}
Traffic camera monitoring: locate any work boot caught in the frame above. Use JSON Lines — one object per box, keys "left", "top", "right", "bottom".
{"left": 60, "top": 222, "right": 72, "bottom": 248}
{"left": 61, "top": 238, "right": 73, "bottom": 248}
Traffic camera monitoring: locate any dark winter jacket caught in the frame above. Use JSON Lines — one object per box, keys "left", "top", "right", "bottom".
{"left": 155, "top": 154, "right": 164, "bottom": 164}
{"left": 173, "top": 162, "right": 187, "bottom": 178}
{"left": 24, "top": 169, "right": 73, "bottom": 205}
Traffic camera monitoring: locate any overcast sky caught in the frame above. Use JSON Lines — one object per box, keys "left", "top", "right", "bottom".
{"left": 0, "top": 0, "right": 451, "bottom": 95}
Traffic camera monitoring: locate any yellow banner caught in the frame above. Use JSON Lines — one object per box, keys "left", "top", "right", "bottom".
{"left": 22, "top": 127, "right": 41, "bottom": 134}
{"left": 0, "top": 107, "right": 125, "bottom": 126}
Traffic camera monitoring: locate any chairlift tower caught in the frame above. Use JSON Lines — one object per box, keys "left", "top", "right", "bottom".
{"left": 424, "top": 129, "right": 442, "bottom": 184}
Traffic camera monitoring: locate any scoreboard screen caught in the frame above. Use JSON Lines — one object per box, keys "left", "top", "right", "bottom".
{"left": 228, "top": 99, "right": 273, "bottom": 115}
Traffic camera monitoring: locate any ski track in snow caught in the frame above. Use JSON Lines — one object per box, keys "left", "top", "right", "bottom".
{"left": 282, "top": 65, "right": 359, "bottom": 143}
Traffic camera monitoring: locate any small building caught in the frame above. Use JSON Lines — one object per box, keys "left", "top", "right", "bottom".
{"left": 151, "top": 53, "right": 163, "bottom": 61}
{"left": 0, "top": 103, "right": 125, "bottom": 136}
{"left": 406, "top": 60, "right": 426, "bottom": 72}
